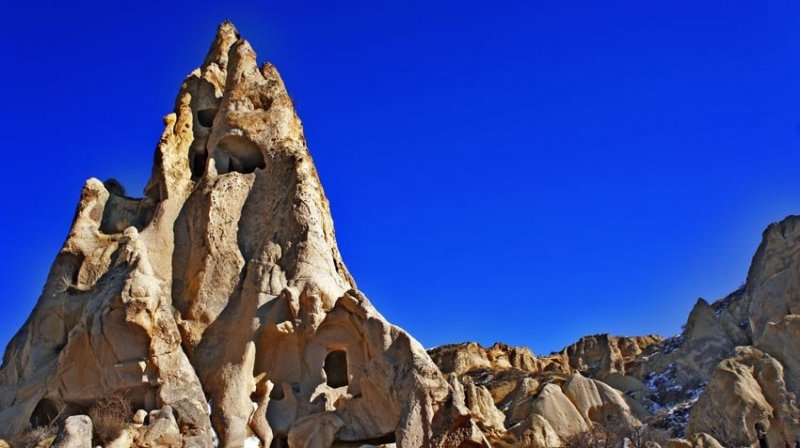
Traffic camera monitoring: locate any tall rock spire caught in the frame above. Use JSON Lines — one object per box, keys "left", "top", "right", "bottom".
{"left": 0, "top": 21, "right": 483, "bottom": 448}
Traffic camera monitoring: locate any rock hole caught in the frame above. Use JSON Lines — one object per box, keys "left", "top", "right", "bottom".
{"left": 324, "top": 350, "right": 348, "bottom": 388}
{"left": 270, "top": 436, "right": 289, "bottom": 448}
{"left": 269, "top": 385, "right": 285, "bottom": 401}
{"left": 196, "top": 109, "right": 217, "bottom": 128}
{"left": 213, "top": 135, "right": 265, "bottom": 175}
{"left": 30, "top": 398, "right": 62, "bottom": 427}
{"left": 190, "top": 150, "right": 208, "bottom": 179}
{"left": 259, "top": 96, "right": 273, "bottom": 111}
{"left": 99, "top": 195, "right": 157, "bottom": 234}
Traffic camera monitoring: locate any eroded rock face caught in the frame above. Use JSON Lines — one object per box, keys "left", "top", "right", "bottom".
{"left": 0, "top": 21, "right": 474, "bottom": 448}
{"left": 430, "top": 216, "right": 800, "bottom": 446}
{"left": 686, "top": 345, "right": 800, "bottom": 447}
{"left": 4, "top": 18, "right": 800, "bottom": 448}
{"left": 429, "top": 343, "right": 541, "bottom": 377}
{"left": 432, "top": 341, "right": 644, "bottom": 446}
{"left": 558, "top": 334, "right": 663, "bottom": 380}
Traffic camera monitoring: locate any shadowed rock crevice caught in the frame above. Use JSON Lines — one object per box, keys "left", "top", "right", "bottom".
{"left": 212, "top": 135, "right": 266, "bottom": 174}
{"left": 196, "top": 108, "right": 217, "bottom": 127}
{"left": 98, "top": 178, "right": 158, "bottom": 234}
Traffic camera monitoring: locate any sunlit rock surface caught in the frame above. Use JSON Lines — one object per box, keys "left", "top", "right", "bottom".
{"left": 0, "top": 21, "right": 480, "bottom": 448}
{"left": 2, "top": 18, "right": 800, "bottom": 448}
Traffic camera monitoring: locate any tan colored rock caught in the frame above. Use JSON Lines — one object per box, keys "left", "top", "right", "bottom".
{"left": 288, "top": 412, "right": 344, "bottom": 448}
{"left": 561, "top": 373, "right": 640, "bottom": 425}
{"left": 133, "top": 409, "right": 147, "bottom": 426}
{"left": 0, "top": 21, "right": 475, "bottom": 448}
{"left": 429, "top": 342, "right": 541, "bottom": 376}
{"left": 106, "top": 428, "right": 135, "bottom": 448}
{"left": 505, "top": 377, "right": 542, "bottom": 423}
{"left": 249, "top": 379, "right": 275, "bottom": 447}
{"left": 690, "top": 433, "right": 723, "bottom": 448}
{"left": 485, "top": 343, "right": 540, "bottom": 372}
{"left": 5, "top": 14, "right": 800, "bottom": 448}
{"left": 52, "top": 415, "right": 92, "bottom": 448}
{"left": 432, "top": 343, "right": 649, "bottom": 446}
{"left": 457, "top": 375, "right": 506, "bottom": 435}
{"left": 664, "top": 439, "right": 692, "bottom": 448}
{"left": 530, "top": 383, "right": 589, "bottom": 440}
{"left": 746, "top": 216, "right": 800, "bottom": 408}
{"left": 138, "top": 406, "right": 182, "bottom": 448}
{"left": 635, "top": 297, "right": 742, "bottom": 390}
{"left": 758, "top": 314, "right": 800, "bottom": 401}
{"left": 429, "top": 343, "right": 494, "bottom": 377}
{"left": 747, "top": 216, "right": 800, "bottom": 345}
{"left": 686, "top": 346, "right": 800, "bottom": 447}
{"left": 505, "top": 414, "right": 561, "bottom": 448}
{"left": 559, "top": 334, "right": 662, "bottom": 380}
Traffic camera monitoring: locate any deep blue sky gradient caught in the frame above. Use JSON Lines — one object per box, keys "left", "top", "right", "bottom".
{"left": 1, "top": 1, "right": 799, "bottom": 354}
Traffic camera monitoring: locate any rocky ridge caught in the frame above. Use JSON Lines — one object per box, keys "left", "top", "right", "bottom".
{"left": 430, "top": 215, "right": 800, "bottom": 447}
{"left": 1, "top": 20, "right": 800, "bottom": 448}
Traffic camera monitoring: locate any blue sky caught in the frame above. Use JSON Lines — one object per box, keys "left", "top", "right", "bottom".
{"left": 1, "top": 1, "right": 799, "bottom": 354}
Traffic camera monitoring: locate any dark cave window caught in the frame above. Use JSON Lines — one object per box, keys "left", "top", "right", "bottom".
{"left": 30, "top": 398, "right": 62, "bottom": 427}
{"left": 270, "top": 436, "right": 289, "bottom": 448}
{"left": 190, "top": 150, "right": 208, "bottom": 179}
{"left": 197, "top": 109, "right": 217, "bottom": 128}
{"left": 213, "top": 135, "right": 265, "bottom": 175}
{"left": 269, "top": 385, "right": 284, "bottom": 401}
{"left": 324, "top": 350, "right": 348, "bottom": 388}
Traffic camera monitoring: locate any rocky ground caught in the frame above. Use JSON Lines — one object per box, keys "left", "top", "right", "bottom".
{"left": 1, "top": 20, "right": 799, "bottom": 448}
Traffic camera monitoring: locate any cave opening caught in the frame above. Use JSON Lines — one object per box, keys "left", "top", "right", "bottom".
{"left": 196, "top": 109, "right": 217, "bottom": 128}
{"left": 213, "top": 135, "right": 265, "bottom": 175}
{"left": 324, "top": 350, "right": 348, "bottom": 388}
{"left": 269, "top": 385, "right": 285, "bottom": 401}
{"left": 30, "top": 398, "right": 64, "bottom": 427}
{"left": 190, "top": 150, "right": 208, "bottom": 179}
{"left": 270, "top": 436, "right": 289, "bottom": 448}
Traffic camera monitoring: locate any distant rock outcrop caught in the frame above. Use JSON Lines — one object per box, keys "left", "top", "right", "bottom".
{"left": 430, "top": 215, "right": 800, "bottom": 448}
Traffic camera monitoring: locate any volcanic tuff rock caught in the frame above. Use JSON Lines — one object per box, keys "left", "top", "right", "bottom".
{"left": 430, "top": 215, "right": 800, "bottom": 447}
{"left": 0, "top": 22, "right": 484, "bottom": 448}
{"left": 3, "top": 19, "right": 800, "bottom": 448}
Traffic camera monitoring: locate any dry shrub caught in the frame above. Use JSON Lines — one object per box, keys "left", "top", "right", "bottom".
{"left": 562, "top": 429, "right": 597, "bottom": 448}
{"left": 10, "top": 426, "right": 57, "bottom": 448}
{"left": 10, "top": 400, "right": 66, "bottom": 448}
{"left": 562, "top": 417, "right": 670, "bottom": 448}
{"left": 87, "top": 393, "right": 133, "bottom": 445}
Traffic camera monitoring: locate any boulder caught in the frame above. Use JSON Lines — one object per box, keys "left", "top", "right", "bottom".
{"left": 52, "top": 415, "right": 92, "bottom": 448}
{"left": 530, "top": 383, "right": 589, "bottom": 440}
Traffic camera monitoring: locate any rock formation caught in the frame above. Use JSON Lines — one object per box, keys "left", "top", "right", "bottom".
{"left": 428, "top": 215, "right": 800, "bottom": 448}
{"left": 2, "top": 19, "right": 800, "bottom": 448}
{"left": 0, "top": 21, "right": 483, "bottom": 448}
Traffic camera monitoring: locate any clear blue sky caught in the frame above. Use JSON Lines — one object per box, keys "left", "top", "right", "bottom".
{"left": 1, "top": 1, "right": 799, "bottom": 354}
